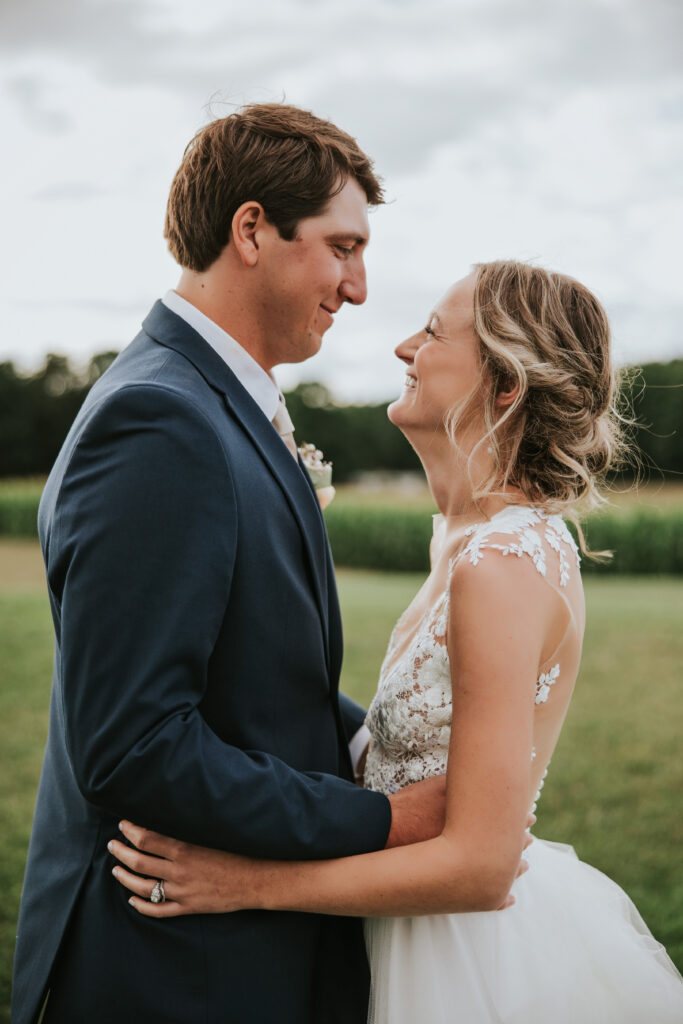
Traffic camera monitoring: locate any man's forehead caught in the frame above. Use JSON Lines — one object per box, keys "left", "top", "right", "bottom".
{"left": 320, "top": 179, "right": 371, "bottom": 237}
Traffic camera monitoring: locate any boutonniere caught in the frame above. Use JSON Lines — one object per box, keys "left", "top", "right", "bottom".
{"left": 298, "top": 442, "right": 335, "bottom": 510}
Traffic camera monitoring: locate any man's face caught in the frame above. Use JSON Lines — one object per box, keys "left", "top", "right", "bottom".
{"left": 256, "top": 177, "right": 370, "bottom": 367}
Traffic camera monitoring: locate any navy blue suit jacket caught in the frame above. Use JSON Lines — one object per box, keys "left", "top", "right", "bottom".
{"left": 12, "top": 302, "right": 391, "bottom": 1024}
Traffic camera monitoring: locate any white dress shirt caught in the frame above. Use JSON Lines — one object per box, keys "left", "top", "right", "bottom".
{"left": 162, "top": 290, "right": 280, "bottom": 421}
{"left": 160, "top": 290, "right": 371, "bottom": 772}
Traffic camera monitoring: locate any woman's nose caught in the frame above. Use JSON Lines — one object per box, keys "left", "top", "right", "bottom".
{"left": 394, "top": 331, "right": 421, "bottom": 364}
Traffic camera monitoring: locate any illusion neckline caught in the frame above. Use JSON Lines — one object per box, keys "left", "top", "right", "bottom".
{"left": 432, "top": 501, "right": 538, "bottom": 531}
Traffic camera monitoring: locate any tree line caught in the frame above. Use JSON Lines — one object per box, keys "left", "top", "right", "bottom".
{"left": 1, "top": 353, "right": 681, "bottom": 481}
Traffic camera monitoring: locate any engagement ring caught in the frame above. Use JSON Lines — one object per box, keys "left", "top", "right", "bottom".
{"left": 150, "top": 879, "right": 166, "bottom": 904}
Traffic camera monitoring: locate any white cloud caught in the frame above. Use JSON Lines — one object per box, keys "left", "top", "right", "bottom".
{"left": 1, "top": 0, "right": 681, "bottom": 398}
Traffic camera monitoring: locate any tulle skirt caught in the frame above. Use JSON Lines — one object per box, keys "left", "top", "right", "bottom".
{"left": 364, "top": 838, "right": 683, "bottom": 1023}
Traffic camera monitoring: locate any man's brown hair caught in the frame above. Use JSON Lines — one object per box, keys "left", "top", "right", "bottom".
{"left": 164, "top": 103, "right": 384, "bottom": 272}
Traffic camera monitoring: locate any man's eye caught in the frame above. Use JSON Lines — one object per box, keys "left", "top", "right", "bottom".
{"left": 334, "top": 244, "right": 354, "bottom": 257}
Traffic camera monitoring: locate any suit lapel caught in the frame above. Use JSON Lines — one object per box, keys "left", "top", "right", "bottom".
{"left": 142, "top": 302, "right": 331, "bottom": 671}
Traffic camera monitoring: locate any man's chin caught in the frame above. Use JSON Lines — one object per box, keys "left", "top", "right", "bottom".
{"left": 273, "top": 335, "right": 323, "bottom": 367}
{"left": 297, "top": 331, "right": 324, "bottom": 362}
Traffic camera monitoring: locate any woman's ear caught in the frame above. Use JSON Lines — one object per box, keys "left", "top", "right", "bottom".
{"left": 231, "top": 201, "right": 266, "bottom": 267}
{"left": 495, "top": 381, "right": 520, "bottom": 408}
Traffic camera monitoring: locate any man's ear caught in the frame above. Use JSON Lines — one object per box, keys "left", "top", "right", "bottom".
{"left": 495, "top": 381, "right": 520, "bottom": 408}
{"left": 231, "top": 201, "right": 267, "bottom": 267}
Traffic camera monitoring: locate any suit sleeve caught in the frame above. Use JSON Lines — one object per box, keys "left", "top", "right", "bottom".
{"left": 50, "top": 383, "right": 390, "bottom": 859}
{"left": 338, "top": 692, "right": 368, "bottom": 741}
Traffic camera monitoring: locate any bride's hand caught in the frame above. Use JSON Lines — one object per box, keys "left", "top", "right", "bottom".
{"left": 108, "top": 820, "right": 263, "bottom": 918}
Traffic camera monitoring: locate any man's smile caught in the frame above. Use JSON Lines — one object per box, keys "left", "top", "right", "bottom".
{"left": 319, "top": 304, "right": 336, "bottom": 327}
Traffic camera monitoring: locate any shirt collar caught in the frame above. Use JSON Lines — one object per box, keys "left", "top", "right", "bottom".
{"left": 161, "top": 290, "right": 280, "bottom": 421}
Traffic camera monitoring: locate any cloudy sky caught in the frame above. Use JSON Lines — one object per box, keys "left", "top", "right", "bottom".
{"left": 2, "top": 0, "right": 682, "bottom": 401}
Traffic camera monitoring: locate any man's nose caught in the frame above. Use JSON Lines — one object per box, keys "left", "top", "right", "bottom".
{"left": 340, "top": 260, "right": 368, "bottom": 306}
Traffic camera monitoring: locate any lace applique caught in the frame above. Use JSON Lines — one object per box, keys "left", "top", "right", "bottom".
{"left": 545, "top": 523, "right": 574, "bottom": 586}
{"left": 364, "top": 593, "right": 453, "bottom": 794}
{"left": 536, "top": 664, "right": 560, "bottom": 704}
{"left": 462, "top": 506, "right": 579, "bottom": 586}
{"left": 363, "top": 506, "right": 578, "bottom": 798}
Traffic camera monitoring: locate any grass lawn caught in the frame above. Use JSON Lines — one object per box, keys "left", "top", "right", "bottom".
{"left": 1, "top": 543, "right": 681, "bottom": 1019}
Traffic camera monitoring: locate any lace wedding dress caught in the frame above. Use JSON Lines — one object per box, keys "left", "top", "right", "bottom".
{"left": 363, "top": 506, "right": 683, "bottom": 1023}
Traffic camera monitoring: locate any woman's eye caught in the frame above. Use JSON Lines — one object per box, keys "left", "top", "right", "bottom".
{"left": 424, "top": 324, "right": 435, "bottom": 337}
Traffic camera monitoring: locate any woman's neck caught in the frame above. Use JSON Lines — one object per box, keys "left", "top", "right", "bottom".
{"left": 415, "top": 432, "right": 524, "bottom": 524}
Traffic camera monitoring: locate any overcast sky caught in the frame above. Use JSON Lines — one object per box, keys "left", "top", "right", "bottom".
{"left": 2, "top": 0, "right": 682, "bottom": 401}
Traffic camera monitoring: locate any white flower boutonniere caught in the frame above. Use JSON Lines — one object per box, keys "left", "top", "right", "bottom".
{"left": 298, "top": 442, "right": 335, "bottom": 510}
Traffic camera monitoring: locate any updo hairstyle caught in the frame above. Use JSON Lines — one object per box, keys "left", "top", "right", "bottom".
{"left": 453, "top": 260, "right": 628, "bottom": 543}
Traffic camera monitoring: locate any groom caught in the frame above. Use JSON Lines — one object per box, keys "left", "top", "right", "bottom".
{"left": 12, "top": 104, "right": 447, "bottom": 1024}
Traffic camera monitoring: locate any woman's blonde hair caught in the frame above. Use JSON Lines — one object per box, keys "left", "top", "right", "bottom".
{"left": 447, "top": 260, "right": 629, "bottom": 552}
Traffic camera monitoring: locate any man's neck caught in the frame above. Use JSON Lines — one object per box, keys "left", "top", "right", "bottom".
{"left": 175, "top": 266, "right": 272, "bottom": 371}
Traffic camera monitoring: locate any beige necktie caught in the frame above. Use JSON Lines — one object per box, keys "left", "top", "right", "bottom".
{"left": 272, "top": 396, "right": 299, "bottom": 460}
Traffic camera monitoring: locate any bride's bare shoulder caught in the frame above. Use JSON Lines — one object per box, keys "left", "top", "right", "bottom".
{"left": 447, "top": 520, "right": 576, "bottom": 652}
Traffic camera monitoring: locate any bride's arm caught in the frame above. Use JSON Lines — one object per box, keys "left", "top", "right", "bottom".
{"left": 111, "top": 554, "right": 557, "bottom": 918}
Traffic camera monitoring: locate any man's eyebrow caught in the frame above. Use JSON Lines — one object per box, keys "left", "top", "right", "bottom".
{"left": 326, "top": 232, "right": 368, "bottom": 246}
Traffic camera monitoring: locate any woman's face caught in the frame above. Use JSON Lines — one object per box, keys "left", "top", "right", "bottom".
{"left": 388, "top": 273, "right": 483, "bottom": 440}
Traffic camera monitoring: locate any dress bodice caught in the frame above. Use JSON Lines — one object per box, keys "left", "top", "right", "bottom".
{"left": 363, "top": 505, "right": 582, "bottom": 805}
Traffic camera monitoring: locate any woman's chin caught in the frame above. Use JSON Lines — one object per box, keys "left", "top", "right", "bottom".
{"left": 388, "top": 393, "right": 413, "bottom": 427}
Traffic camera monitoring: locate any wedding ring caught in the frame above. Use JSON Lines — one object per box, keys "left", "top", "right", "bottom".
{"left": 150, "top": 879, "right": 166, "bottom": 904}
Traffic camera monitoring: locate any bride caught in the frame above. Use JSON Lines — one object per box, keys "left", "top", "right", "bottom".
{"left": 110, "top": 260, "right": 683, "bottom": 1022}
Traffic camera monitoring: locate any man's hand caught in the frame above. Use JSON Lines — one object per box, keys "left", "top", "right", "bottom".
{"left": 385, "top": 775, "right": 448, "bottom": 848}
